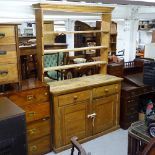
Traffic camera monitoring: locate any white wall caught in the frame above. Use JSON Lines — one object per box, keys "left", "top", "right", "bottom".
{"left": 0, "top": 0, "right": 154, "bottom": 61}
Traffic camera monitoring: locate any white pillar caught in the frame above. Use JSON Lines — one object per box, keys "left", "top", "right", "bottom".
{"left": 123, "top": 19, "right": 139, "bottom": 62}
{"left": 65, "top": 19, "right": 75, "bottom": 56}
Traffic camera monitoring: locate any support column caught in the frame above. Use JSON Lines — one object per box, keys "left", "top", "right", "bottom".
{"left": 122, "top": 19, "right": 139, "bottom": 62}
{"left": 65, "top": 19, "right": 75, "bottom": 56}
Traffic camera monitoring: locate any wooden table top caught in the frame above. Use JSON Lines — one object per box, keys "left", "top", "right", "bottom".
{"left": 48, "top": 74, "right": 122, "bottom": 95}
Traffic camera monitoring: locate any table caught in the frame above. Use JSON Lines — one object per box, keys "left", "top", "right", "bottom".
{"left": 128, "top": 121, "right": 153, "bottom": 155}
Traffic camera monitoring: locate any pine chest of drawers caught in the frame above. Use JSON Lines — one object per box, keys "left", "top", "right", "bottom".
{"left": 0, "top": 25, "right": 19, "bottom": 85}
{"left": 7, "top": 80, "right": 52, "bottom": 155}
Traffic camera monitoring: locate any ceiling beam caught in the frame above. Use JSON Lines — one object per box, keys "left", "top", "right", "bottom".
{"left": 67, "top": 0, "right": 155, "bottom": 6}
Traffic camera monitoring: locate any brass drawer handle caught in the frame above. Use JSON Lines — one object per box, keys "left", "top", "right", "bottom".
{"left": 27, "top": 95, "right": 34, "bottom": 101}
{"left": 104, "top": 89, "right": 109, "bottom": 92}
{"left": 0, "top": 32, "right": 5, "bottom": 38}
{"left": 28, "top": 111, "right": 36, "bottom": 117}
{"left": 30, "top": 145, "right": 37, "bottom": 152}
{"left": 0, "top": 70, "right": 8, "bottom": 77}
{"left": 28, "top": 128, "right": 37, "bottom": 134}
{"left": 74, "top": 95, "right": 78, "bottom": 100}
{"left": 0, "top": 50, "right": 6, "bottom": 55}
{"left": 44, "top": 92, "right": 48, "bottom": 96}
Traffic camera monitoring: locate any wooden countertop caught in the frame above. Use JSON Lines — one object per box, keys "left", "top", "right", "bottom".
{"left": 48, "top": 74, "right": 122, "bottom": 95}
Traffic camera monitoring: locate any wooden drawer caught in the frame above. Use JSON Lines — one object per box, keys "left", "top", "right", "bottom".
{"left": 28, "top": 135, "right": 51, "bottom": 155}
{"left": 22, "top": 102, "right": 50, "bottom": 123}
{"left": 93, "top": 84, "right": 120, "bottom": 98}
{"left": 0, "top": 50, "right": 17, "bottom": 64}
{"left": 27, "top": 118, "right": 50, "bottom": 141}
{"left": 8, "top": 87, "right": 49, "bottom": 106}
{"left": 0, "top": 26, "right": 15, "bottom": 44}
{"left": 58, "top": 90, "right": 91, "bottom": 106}
{"left": 0, "top": 63, "right": 18, "bottom": 84}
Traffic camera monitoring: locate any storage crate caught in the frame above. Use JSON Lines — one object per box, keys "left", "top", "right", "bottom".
{"left": 143, "top": 61, "right": 155, "bottom": 87}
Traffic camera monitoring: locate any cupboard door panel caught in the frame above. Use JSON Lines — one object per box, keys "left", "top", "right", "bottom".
{"left": 60, "top": 101, "right": 89, "bottom": 145}
{"left": 93, "top": 94, "right": 117, "bottom": 134}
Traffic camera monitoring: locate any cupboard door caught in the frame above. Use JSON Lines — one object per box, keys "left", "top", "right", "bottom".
{"left": 93, "top": 94, "right": 117, "bottom": 134}
{"left": 60, "top": 101, "right": 90, "bottom": 145}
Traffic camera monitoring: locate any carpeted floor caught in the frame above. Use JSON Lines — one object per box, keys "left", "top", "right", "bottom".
{"left": 46, "top": 129, "right": 128, "bottom": 155}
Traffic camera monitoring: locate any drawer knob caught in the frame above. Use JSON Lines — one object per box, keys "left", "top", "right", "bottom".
{"left": 74, "top": 96, "right": 78, "bottom": 100}
{"left": 45, "top": 92, "right": 48, "bottom": 96}
{"left": 104, "top": 89, "right": 109, "bottom": 92}
{"left": 27, "top": 95, "right": 34, "bottom": 101}
{"left": 30, "top": 145, "right": 37, "bottom": 152}
{"left": 0, "top": 70, "right": 8, "bottom": 77}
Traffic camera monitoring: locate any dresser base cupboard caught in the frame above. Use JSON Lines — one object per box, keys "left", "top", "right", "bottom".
{"left": 48, "top": 74, "right": 122, "bottom": 152}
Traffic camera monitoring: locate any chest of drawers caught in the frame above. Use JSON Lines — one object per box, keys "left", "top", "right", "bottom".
{"left": 7, "top": 80, "right": 52, "bottom": 155}
{"left": 0, "top": 25, "right": 19, "bottom": 86}
{"left": 120, "top": 81, "right": 155, "bottom": 129}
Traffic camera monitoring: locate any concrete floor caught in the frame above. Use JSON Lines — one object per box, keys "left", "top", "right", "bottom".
{"left": 46, "top": 129, "right": 128, "bottom": 155}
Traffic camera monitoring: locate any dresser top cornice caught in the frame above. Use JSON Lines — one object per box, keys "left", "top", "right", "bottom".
{"left": 48, "top": 74, "right": 122, "bottom": 95}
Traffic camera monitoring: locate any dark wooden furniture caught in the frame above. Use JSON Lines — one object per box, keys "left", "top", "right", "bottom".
{"left": 7, "top": 79, "right": 52, "bottom": 155}
{"left": 120, "top": 73, "right": 155, "bottom": 129}
{"left": 96, "top": 21, "right": 117, "bottom": 54}
{"left": 48, "top": 74, "right": 122, "bottom": 152}
{"left": 107, "top": 63, "right": 123, "bottom": 77}
{"left": 0, "top": 97, "right": 27, "bottom": 155}
{"left": 128, "top": 121, "right": 153, "bottom": 155}
{"left": 141, "top": 137, "right": 155, "bottom": 155}
{"left": 19, "top": 46, "right": 37, "bottom": 79}
{"left": 71, "top": 137, "right": 91, "bottom": 155}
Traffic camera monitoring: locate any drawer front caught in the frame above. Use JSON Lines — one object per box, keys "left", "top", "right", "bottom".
{"left": 22, "top": 102, "right": 50, "bottom": 123}
{"left": 0, "top": 63, "right": 18, "bottom": 84}
{"left": 28, "top": 135, "right": 51, "bottom": 155}
{"left": 58, "top": 90, "right": 91, "bottom": 106}
{"left": 0, "top": 26, "right": 15, "bottom": 44}
{"left": 125, "top": 98, "right": 138, "bottom": 113}
{"left": 93, "top": 84, "right": 120, "bottom": 98}
{"left": 8, "top": 87, "right": 49, "bottom": 106}
{"left": 126, "top": 103, "right": 138, "bottom": 114}
{"left": 27, "top": 118, "right": 50, "bottom": 141}
{"left": 0, "top": 50, "right": 17, "bottom": 64}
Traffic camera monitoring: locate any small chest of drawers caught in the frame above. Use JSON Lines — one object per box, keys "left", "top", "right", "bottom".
{"left": 7, "top": 80, "right": 52, "bottom": 155}
{"left": 0, "top": 25, "right": 19, "bottom": 86}
{"left": 120, "top": 81, "right": 155, "bottom": 129}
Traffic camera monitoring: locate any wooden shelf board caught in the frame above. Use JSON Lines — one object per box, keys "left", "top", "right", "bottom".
{"left": 44, "top": 61, "right": 106, "bottom": 72}
{"left": 44, "top": 30, "right": 109, "bottom": 35}
{"left": 44, "top": 46, "right": 107, "bottom": 54}
{"left": 33, "top": 3, "right": 114, "bottom": 13}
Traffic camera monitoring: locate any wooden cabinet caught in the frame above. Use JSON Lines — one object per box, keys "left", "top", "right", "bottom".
{"left": 7, "top": 80, "right": 52, "bottom": 155}
{"left": 0, "top": 24, "right": 19, "bottom": 86}
{"left": 48, "top": 74, "right": 122, "bottom": 152}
